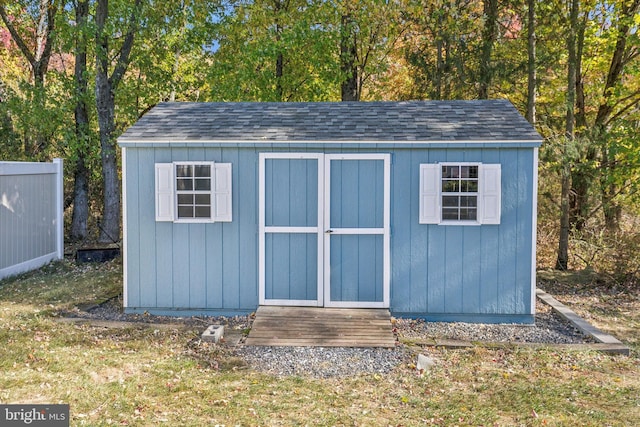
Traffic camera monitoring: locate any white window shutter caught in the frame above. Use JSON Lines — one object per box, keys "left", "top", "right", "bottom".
{"left": 419, "top": 164, "right": 440, "bottom": 224}
{"left": 155, "top": 163, "right": 175, "bottom": 221}
{"left": 212, "top": 163, "right": 232, "bottom": 222}
{"left": 479, "top": 164, "right": 501, "bottom": 224}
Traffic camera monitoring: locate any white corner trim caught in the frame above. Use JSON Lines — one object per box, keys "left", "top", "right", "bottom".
{"left": 121, "top": 148, "right": 128, "bottom": 308}
{"left": 531, "top": 147, "right": 539, "bottom": 315}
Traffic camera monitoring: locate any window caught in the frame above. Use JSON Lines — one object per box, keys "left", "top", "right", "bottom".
{"left": 419, "top": 163, "right": 501, "bottom": 225}
{"left": 176, "top": 164, "right": 212, "bottom": 219}
{"left": 441, "top": 165, "right": 478, "bottom": 221}
{"left": 155, "top": 162, "right": 232, "bottom": 223}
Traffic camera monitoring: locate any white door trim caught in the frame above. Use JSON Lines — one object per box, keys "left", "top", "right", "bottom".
{"left": 258, "top": 153, "right": 324, "bottom": 306}
{"left": 323, "top": 153, "right": 391, "bottom": 308}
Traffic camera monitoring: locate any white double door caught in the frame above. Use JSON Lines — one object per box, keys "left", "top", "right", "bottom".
{"left": 259, "top": 153, "right": 390, "bottom": 308}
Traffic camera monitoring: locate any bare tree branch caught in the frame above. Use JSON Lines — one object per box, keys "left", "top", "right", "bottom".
{"left": 0, "top": 1, "right": 58, "bottom": 84}
{"left": 0, "top": 6, "right": 37, "bottom": 66}
{"left": 109, "top": 0, "right": 142, "bottom": 90}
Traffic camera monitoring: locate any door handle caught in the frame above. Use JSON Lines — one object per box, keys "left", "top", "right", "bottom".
{"left": 325, "top": 229, "right": 333, "bottom": 234}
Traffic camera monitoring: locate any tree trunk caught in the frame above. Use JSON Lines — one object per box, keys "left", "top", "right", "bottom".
{"left": 478, "top": 0, "right": 498, "bottom": 99}
{"left": 275, "top": 51, "right": 284, "bottom": 101}
{"left": 595, "top": 0, "right": 640, "bottom": 231}
{"left": 556, "top": 163, "right": 571, "bottom": 270}
{"left": 433, "top": 11, "right": 445, "bottom": 101}
{"left": 95, "top": 74, "right": 120, "bottom": 243}
{"left": 526, "top": 0, "right": 536, "bottom": 124}
{"left": 443, "top": 42, "right": 452, "bottom": 99}
{"left": 169, "top": 0, "right": 187, "bottom": 102}
{"left": 273, "top": 0, "right": 285, "bottom": 101}
{"left": 569, "top": 14, "right": 590, "bottom": 232}
{"left": 94, "top": 0, "right": 141, "bottom": 243}
{"left": 71, "top": 155, "right": 90, "bottom": 241}
{"left": 169, "top": 46, "right": 181, "bottom": 102}
{"left": 602, "top": 144, "right": 622, "bottom": 230}
{"left": 557, "top": 0, "right": 579, "bottom": 270}
{"left": 340, "top": 13, "right": 359, "bottom": 101}
{"left": 71, "top": 0, "right": 90, "bottom": 241}
{"left": 0, "top": 78, "right": 16, "bottom": 145}
{"left": 565, "top": 0, "right": 578, "bottom": 147}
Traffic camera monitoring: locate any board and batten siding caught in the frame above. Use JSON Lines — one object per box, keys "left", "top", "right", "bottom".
{"left": 0, "top": 159, "right": 64, "bottom": 280}
{"left": 123, "top": 147, "right": 258, "bottom": 315}
{"left": 123, "top": 145, "right": 536, "bottom": 322}
{"left": 391, "top": 147, "right": 536, "bottom": 322}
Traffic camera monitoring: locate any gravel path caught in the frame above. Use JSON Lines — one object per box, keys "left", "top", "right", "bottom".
{"left": 395, "top": 301, "right": 590, "bottom": 344}
{"left": 64, "top": 296, "right": 592, "bottom": 378}
{"left": 236, "top": 301, "right": 592, "bottom": 378}
{"left": 235, "top": 346, "right": 409, "bottom": 378}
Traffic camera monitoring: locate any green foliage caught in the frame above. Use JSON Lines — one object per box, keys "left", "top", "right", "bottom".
{"left": 208, "top": 0, "right": 340, "bottom": 101}
{"left": 0, "top": 76, "right": 68, "bottom": 160}
{"left": 538, "top": 127, "right": 640, "bottom": 282}
{"left": 399, "top": 0, "right": 482, "bottom": 100}
{"left": 0, "top": 0, "right": 639, "bottom": 277}
{"left": 601, "top": 125, "right": 640, "bottom": 211}
{"left": 125, "top": 0, "right": 219, "bottom": 106}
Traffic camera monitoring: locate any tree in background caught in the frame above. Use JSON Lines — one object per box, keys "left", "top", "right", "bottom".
{"left": 552, "top": 0, "right": 640, "bottom": 268}
{"left": 339, "top": 9, "right": 358, "bottom": 101}
{"left": 0, "top": 26, "right": 20, "bottom": 156}
{"left": 588, "top": 0, "right": 640, "bottom": 231}
{"left": 0, "top": 0, "right": 59, "bottom": 157}
{"left": 94, "top": 0, "right": 142, "bottom": 243}
{"left": 478, "top": 0, "right": 498, "bottom": 99}
{"left": 526, "top": 0, "right": 536, "bottom": 124}
{"left": 209, "top": 0, "right": 337, "bottom": 101}
{"left": 399, "top": 0, "right": 481, "bottom": 100}
{"left": 70, "top": 0, "right": 91, "bottom": 241}
{"left": 0, "top": 0, "right": 638, "bottom": 278}
{"left": 556, "top": 0, "right": 580, "bottom": 271}
{"left": 0, "top": 0, "right": 57, "bottom": 87}
{"left": 336, "top": 0, "right": 404, "bottom": 101}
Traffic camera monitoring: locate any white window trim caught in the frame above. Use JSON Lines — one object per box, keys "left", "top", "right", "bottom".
{"left": 439, "top": 162, "right": 481, "bottom": 226}
{"left": 155, "top": 161, "right": 233, "bottom": 223}
{"left": 438, "top": 162, "right": 482, "bottom": 225}
{"left": 419, "top": 162, "right": 501, "bottom": 226}
{"left": 174, "top": 161, "right": 216, "bottom": 223}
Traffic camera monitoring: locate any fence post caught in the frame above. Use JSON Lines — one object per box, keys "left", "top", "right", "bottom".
{"left": 54, "top": 158, "right": 64, "bottom": 260}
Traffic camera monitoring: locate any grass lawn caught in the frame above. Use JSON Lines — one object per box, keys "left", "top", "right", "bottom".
{"left": 1, "top": 260, "right": 638, "bottom": 426}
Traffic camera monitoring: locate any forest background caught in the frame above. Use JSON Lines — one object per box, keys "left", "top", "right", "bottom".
{"left": 0, "top": 0, "right": 639, "bottom": 285}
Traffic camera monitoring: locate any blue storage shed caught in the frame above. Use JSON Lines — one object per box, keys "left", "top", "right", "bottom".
{"left": 118, "top": 100, "right": 542, "bottom": 323}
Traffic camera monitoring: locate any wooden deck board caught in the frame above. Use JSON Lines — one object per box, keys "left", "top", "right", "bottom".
{"left": 244, "top": 306, "right": 396, "bottom": 348}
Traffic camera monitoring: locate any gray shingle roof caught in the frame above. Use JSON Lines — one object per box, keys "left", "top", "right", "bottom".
{"left": 118, "top": 100, "right": 542, "bottom": 144}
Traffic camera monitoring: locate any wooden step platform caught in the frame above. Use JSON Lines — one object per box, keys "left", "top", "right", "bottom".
{"left": 244, "top": 306, "right": 396, "bottom": 348}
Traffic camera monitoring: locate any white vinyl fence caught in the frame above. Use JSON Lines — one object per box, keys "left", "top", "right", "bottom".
{"left": 0, "top": 159, "right": 64, "bottom": 280}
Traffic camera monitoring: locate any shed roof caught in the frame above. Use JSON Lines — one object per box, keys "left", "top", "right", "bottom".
{"left": 118, "top": 100, "right": 542, "bottom": 147}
